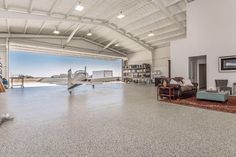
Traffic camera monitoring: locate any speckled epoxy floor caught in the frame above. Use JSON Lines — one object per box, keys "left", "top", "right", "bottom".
{"left": 0, "top": 83, "right": 236, "bottom": 157}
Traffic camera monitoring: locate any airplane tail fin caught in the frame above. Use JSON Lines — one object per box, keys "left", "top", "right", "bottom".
{"left": 68, "top": 69, "right": 73, "bottom": 89}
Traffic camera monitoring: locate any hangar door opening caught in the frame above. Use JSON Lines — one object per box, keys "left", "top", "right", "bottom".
{"left": 9, "top": 51, "right": 122, "bottom": 88}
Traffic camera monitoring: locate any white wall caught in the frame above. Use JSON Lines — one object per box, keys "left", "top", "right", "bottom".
{"left": 127, "top": 46, "right": 170, "bottom": 77}
{"left": 127, "top": 50, "right": 152, "bottom": 65}
{"left": 171, "top": 0, "right": 236, "bottom": 88}
{"left": 153, "top": 46, "right": 170, "bottom": 77}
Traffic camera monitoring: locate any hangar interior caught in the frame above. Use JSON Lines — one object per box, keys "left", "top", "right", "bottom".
{"left": 0, "top": 0, "right": 187, "bottom": 80}
{"left": 1, "top": 0, "right": 236, "bottom": 157}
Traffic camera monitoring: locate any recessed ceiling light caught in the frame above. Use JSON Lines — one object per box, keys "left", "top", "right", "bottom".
{"left": 53, "top": 29, "right": 60, "bottom": 34}
{"left": 87, "top": 31, "right": 92, "bottom": 36}
{"left": 75, "top": 2, "right": 84, "bottom": 11}
{"left": 117, "top": 11, "right": 125, "bottom": 19}
{"left": 115, "top": 43, "right": 119, "bottom": 47}
{"left": 148, "top": 31, "right": 154, "bottom": 37}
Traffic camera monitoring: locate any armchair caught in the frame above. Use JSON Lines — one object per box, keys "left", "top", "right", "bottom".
{"left": 215, "top": 80, "right": 232, "bottom": 95}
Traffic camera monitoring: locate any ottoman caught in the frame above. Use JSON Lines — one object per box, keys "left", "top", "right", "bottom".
{"left": 196, "top": 91, "right": 229, "bottom": 102}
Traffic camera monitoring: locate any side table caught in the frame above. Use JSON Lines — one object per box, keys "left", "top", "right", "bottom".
{"left": 159, "top": 86, "right": 175, "bottom": 100}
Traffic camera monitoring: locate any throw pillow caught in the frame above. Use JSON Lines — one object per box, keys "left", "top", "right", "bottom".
{"left": 170, "top": 79, "right": 178, "bottom": 84}
{"left": 163, "top": 80, "right": 167, "bottom": 87}
{"left": 178, "top": 81, "right": 184, "bottom": 86}
{"left": 183, "top": 79, "right": 193, "bottom": 86}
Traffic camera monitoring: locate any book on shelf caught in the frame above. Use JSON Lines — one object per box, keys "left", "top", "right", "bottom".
{"left": 123, "top": 63, "right": 151, "bottom": 83}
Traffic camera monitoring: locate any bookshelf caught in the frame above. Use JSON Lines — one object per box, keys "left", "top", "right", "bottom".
{"left": 123, "top": 63, "right": 151, "bottom": 83}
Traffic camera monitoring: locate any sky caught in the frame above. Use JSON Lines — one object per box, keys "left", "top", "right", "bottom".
{"left": 9, "top": 51, "right": 122, "bottom": 77}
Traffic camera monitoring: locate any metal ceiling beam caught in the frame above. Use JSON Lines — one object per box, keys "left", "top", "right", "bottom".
{"left": 93, "top": 36, "right": 106, "bottom": 43}
{"left": 65, "top": 0, "right": 79, "bottom": 18}
{"left": 82, "top": 38, "right": 127, "bottom": 56}
{"left": 130, "top": 10, "right": 185, "bottom": 34}
{"left": 0, "top": 33, "right": 127, "bottom": 56}
{"left": 105, "top": 22, "right": 154, "bottom": 52}
{"left": 152, "top": 0, "right": 185, "bottom": 32}
{"left": 104, "top": 39, "right": 116, "bottom": 49}
{"left": 122, "top": 9, "right": 162, "bottom": 29}
{"left": 23, "top": 20, "right": 29, "bottom": 34}
{"left": 0, "top": 9, "right": 154, "bottom": 52}
{"left": 6, "top": 19, "right": 10, "bottom": 34}
{"left": 28, "top": 0, "right": 33, "bottom": 13}
{"left": 3, "top": 0, "right": 7, "bottom": 9}
{"left": 0, "top": 33, "right": 75, "bottom": 39}
{"left": 64, "top": 24, "right": 80, "bottom": 47}
{"left": 62, "top": 23, "right": 76, "bottom": 35}
{"left": 148, "top": 33, "right": 185, "bottom": 44}
{"left": 156, "top": 42, "right": 170, "bottom": 48}
{"left": 147, "top": 32, "right": 184, "bottom": 43}
{"left": 0, "top": 9, "right": 104, "bottom": 26}
{"left": 105, "top": 0, "right": 151, "bottom": 22}
{"left": 135, "top": 18, "right": 185, "bottom": 37}
{"left": 49, "top": 0, "right": 60, "bottom": 15}
{"left": 128, "top": 16, "right": 167, "bottom": 33}
{"left": 80, "top": 0, "right": 104, "bottom": 17}
{"left": 10, "top": 40, "right": 126, "bottom": 60}
{"left": 38, "top": 21, "right": 46, "bottom": 34}
{"left": 166, "top": 0, "right": 182, "bottom": 8}
{"left": 136, "top": 23, "right": 174, "bottom": 37}
{"left": 100, "top": 38, "right": 112, "bottom": 45}
{"left": 94, "top": 37, "right": 110, "bottom": 46}
{"left": 92, "top": 29, "right": 111, "bottom": 41}
{"left": 121, "top": 0, "right": 182, "bottom": 29}
{"left": 140, "top": 28, "right": 180, "bottom": 41}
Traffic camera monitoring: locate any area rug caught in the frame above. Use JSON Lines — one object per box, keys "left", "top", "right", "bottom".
{"left": 161, "top": 96, "right": 236, "bottom": 114}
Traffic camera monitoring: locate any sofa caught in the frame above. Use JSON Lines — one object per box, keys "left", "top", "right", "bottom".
{"left": 157, "top": 77, "right": 198, "bottom": 99}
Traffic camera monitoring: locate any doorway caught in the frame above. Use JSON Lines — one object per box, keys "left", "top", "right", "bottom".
{"left": 189, "top": 55, "right": 207, "bottom": 90}
{"left": 199, "top": 64, "right": 207, "bottom": 89}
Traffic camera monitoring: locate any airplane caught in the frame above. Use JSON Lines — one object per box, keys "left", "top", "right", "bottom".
{"left": 39, "top": 67, "right": 120, "bottom": 94}
{"left": 67, "top": 67, "right": 120, "bottom": 94}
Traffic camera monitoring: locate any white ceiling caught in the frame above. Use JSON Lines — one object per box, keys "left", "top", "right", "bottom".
{"left": 0, "top": 0, "right": 187, "bottom": 55}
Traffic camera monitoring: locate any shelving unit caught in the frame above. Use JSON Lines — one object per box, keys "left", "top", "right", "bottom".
{"left": 123, "top": 63, "right": 151, "bottom": 84}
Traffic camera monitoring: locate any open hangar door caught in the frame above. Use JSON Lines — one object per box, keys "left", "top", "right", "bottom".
{"left": 4, "top": 37, "right": 127, "bottom": 88}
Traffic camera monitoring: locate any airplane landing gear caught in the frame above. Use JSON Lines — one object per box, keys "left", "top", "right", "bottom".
{"left": 68, "top": 90, "right": 73, "bottom": 94}
{"left": 92, "top": 85, "right": 95, "bottom": 89}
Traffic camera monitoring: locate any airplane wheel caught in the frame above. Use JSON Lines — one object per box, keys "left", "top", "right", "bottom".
{"left": 69, "top": 90, "right": 72, "bottom": 94}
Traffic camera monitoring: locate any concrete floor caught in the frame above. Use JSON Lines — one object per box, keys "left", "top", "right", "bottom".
{"left": 0, "top": 83, "right": 236, "bottom": 157}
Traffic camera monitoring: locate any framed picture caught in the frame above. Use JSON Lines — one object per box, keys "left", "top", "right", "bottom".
{"left": 219, "top": 56, "right": 236, "bottom": 72}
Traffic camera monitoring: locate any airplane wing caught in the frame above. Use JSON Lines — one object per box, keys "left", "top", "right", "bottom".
{"left": 90, "top": 77, "right": 120, "bottom": 82}
{"left": 40, "top": 77, "right": 67, "bottom": 85}
{"left": 69, "top": 77, "right": 120, "bottom": 86}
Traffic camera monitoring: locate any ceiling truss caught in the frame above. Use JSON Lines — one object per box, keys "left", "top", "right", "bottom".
{"left": 0, "top": 9, "right": 154, "bottom": 52}
{"left": 152, "top": 0, "right": 185, "bottom": 32}
{"left": 0, "top": 33, "right": 127, "bottom": 57}
{"left": 0, "top": 0, "right": 187, "bottom": 54}
{"left": 64, "top": 24, "right": 80, "bottom": 47}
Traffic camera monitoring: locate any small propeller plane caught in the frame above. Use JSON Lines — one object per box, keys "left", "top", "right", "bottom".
{"left": 67, "top": 67, "right": 120, "bottom": 94}
{"left": 40, "top": 67, "right": 120, "bottom": 94}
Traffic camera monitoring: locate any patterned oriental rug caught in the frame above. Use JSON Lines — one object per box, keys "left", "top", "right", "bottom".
{"left": 162, "top": 96, "right": 236, "bottom": 114}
